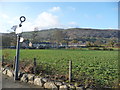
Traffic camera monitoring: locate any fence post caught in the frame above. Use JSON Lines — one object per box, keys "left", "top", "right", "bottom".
{"left": 34, "top": 58, "right": 37, "bottom": 74}
{"left": 2, "top": 55, "right": 4, "bottom": 66}
{"left": 69, "top": 60, "right": 72, "bottom": 82}
{"left": 13, "top": 56, "right": 16, "bottom": 70}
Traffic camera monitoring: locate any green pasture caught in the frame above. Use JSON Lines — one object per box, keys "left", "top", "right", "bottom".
{"left": 2, "top": 49, "right": 119, "bottom": 87}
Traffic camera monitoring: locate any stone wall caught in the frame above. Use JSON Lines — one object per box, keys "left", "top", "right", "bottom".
{"left": 1, "top": 67, "right": 93, "bottom": 90}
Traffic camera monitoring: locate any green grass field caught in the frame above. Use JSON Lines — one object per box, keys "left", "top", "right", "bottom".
{"left": 2, "top": 49, "right": 119, "bottom": 87}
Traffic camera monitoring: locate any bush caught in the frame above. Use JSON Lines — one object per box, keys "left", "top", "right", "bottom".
{"left": 102, "top": 47, "right": 113, "bottom": 51}
{"left": 88, "top": 47, "right": 101, "bottom": 50}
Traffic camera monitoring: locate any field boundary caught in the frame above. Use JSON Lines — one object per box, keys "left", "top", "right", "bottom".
{"left": 1, "top": 66, "right": 88, "bottom": 90}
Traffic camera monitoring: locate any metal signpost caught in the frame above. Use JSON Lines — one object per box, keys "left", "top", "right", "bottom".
{"left": 14, "top": 16, "right": 26, "bottom": 80}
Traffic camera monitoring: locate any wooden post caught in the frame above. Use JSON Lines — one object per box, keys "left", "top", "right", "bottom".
{"left": 13, "top": 56, "right": 16, "bottom": 70}
{"left": 69, "top": 60, "right": 72, "bottom": 82}
{"left": 2, "top": 55, "right": 4, "bottom": 66}
{"left": 34, "top": 58, "right": 37, "bottom": 74}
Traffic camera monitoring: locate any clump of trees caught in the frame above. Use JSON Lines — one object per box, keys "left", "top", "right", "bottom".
{"left": 2, "top": 32, "right": 17, "bottom": 48}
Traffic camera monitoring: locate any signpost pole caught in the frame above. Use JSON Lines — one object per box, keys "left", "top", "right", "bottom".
{"left": 14, "top": 34, "right": 20, "bottom": 80}
{"left": 13, "top": 16, "right": 26, "bottom": 81}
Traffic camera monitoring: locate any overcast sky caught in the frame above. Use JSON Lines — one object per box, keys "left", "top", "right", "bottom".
{"left": 0, "top": 2, "right": 118, "bottom": 33}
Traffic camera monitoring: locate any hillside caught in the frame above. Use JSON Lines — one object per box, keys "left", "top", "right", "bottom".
{"left": 1, "top": 28, "right": 120, "bottom": 48}
{"left": 21, "top": 28, "right": 119, "bottom": 42}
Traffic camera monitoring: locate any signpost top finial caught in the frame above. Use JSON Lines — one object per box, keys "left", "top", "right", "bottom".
{"left": 19, "top": 16, "right": 26, "bottom": 27}
{"left": 20, "top": 16, "right": 26, "bottom": 23}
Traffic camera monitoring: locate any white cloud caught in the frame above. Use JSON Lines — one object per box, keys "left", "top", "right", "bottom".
{"left": 22, "top": 21, "right": 35, "bottom": 32}
{"left": 34, "top": 12, "right": 61, "bottom": 30}
{"left": 49, "top": 7, "right": 61, "bottom": 12}
{"left": 1, "top": 14, "right": 9, "bottom": 19}
{"left": 0, "top": 11, "right": 62, "bottom": 33}
{"left": 7, "top": 21, "right": 14, "bottom": 24}
{"left": 19, "top": 11, "right": 62, "bottom": 32}
{"left": 0, "top": 6, "right": 79, "bottom": 33}
{"left": 7, "top": 17, "right": 19, "bottom": 24}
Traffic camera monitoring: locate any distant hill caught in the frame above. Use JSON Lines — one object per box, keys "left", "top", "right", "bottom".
{"left": 1, "top": 28, "right": 120, "bottom": 47}
{"left": 21, "top": 28, "right": 119, "bottom": 42}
